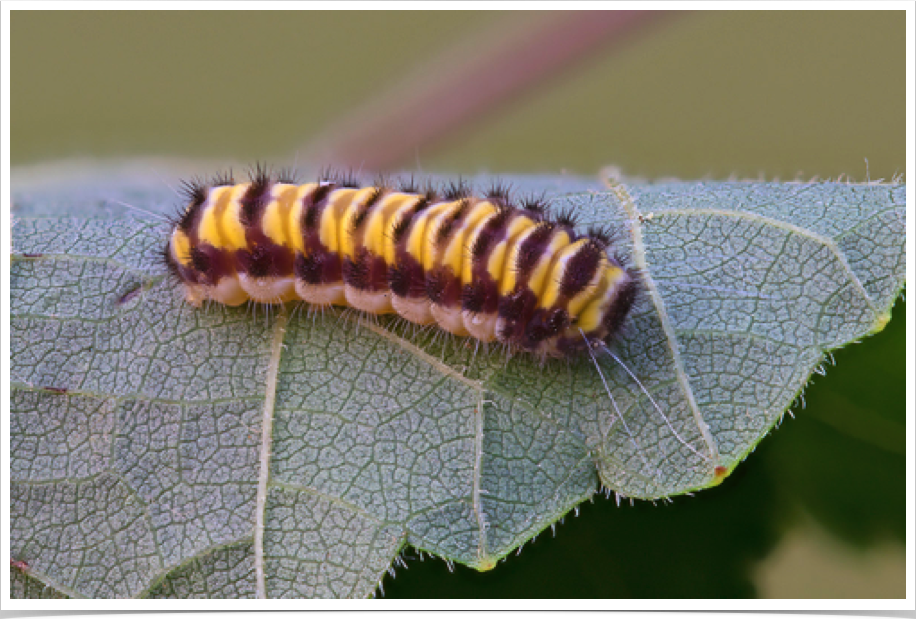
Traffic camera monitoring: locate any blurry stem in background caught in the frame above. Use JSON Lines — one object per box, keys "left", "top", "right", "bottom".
{"left": 302, "top": 10, "right": 673, "bottom": 172}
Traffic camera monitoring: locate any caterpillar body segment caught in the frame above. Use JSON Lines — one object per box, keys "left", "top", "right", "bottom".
{"left": 165, "top": 169, "right": 638, "bottom": 358}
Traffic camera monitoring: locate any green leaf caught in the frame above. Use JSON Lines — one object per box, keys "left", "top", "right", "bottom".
{"left": 9, "top": 166, "right": 905, "bottom": 598}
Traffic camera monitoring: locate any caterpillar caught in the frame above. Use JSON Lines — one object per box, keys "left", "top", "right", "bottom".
{"left": 163, "top": 166, "right": 639, "bottom": 359}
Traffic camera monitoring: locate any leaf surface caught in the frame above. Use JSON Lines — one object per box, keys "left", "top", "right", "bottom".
{"left": 9, "top": 166, "right": 906, "bottom": 598}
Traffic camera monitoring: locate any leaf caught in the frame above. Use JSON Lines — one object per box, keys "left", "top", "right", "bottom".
{"left": 9, "top": 165, "right": 906, "bottom": 598}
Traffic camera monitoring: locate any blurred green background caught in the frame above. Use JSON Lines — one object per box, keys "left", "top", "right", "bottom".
{"left": 11, "top": 10, "right": 906, "bottom": 598}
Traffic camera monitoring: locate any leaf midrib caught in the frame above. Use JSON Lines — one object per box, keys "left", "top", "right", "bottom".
{"left": 610, "top": 180, "right": 721, "bottom": 474}
{"left": 253, "top": 307, "right": 288, "bottom": 599}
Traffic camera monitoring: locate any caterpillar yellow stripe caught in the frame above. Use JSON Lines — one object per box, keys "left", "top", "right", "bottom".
{"left": 165, "top": 168, "right": 638, "bottom": 358}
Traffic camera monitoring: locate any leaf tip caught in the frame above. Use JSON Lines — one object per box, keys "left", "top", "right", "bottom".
{"left": 476, "top": 556, "right": 498, "bottom": 572}
{"left": 872, "top": 312, "right": 892, "bottom": 334}
{"left": 708, "top": 465, "right": 731, "bottom": 487}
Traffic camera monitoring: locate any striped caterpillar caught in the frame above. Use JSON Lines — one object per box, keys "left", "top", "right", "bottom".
{"left": 164, "top": 166, "right": 639, "bottom": 359}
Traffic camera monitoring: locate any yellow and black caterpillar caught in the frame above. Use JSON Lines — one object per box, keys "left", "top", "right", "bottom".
{"left": 165, "top": 167, "right": 638, "bottom": 358}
